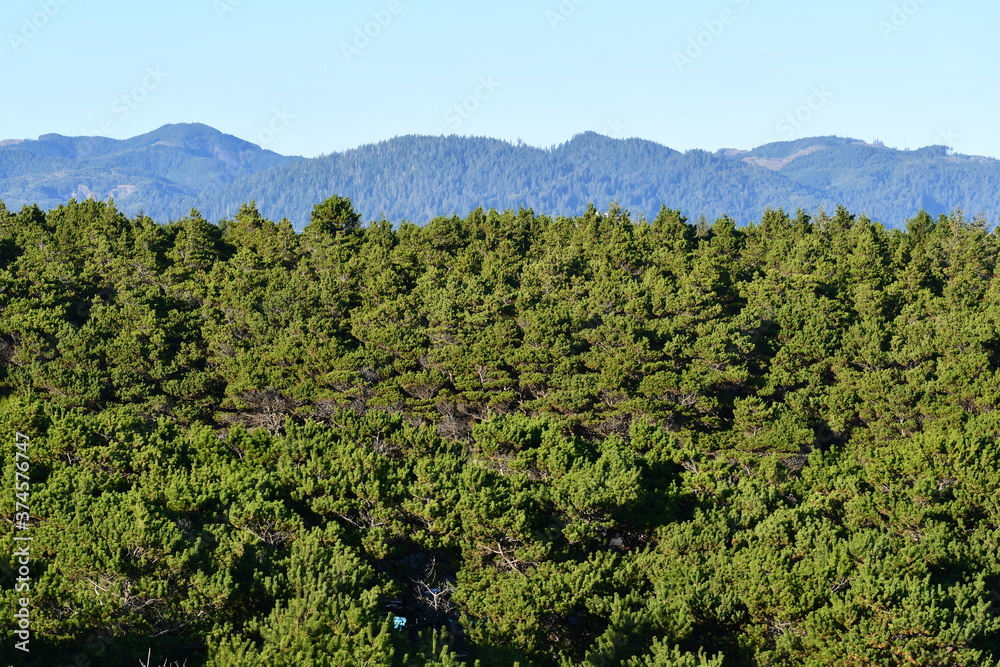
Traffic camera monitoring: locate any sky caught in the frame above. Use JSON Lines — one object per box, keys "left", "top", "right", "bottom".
{"left": 2, "top": 0, "right": 998, "bottom": 159}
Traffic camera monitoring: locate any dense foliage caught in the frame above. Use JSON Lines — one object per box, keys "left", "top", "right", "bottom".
{"left": 2, "top": 196, "right": 1000, "bottom": 665}
{"left": 3, "top": 124, "right": 999, "bottom": 228}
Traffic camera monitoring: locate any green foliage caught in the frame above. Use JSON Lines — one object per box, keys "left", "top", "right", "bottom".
{"left": 2, "top": 198, "right": 1000, "bottom": 665}
{"left": 307, "top": 194, "right": 361, "bottom": 239}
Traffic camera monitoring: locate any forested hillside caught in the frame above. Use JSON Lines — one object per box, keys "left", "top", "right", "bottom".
{"left": 204, "top": 134, "right": 821, "bottom": 227}
{"left": 3, "top": 125, "right": 999, "bottom": 228}
{"left": 0, "top": 124, "right": 299, "bottom": 220}
{"left": 2, "top": 197, "right": 1000, "bottom": 665}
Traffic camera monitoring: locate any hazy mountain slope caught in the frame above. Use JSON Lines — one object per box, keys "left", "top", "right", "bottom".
{"left": 726, "top": 139, "right": 1000, "bottom": 220}
{"left": 201, "top": 133, "right": 829, "bottom": 226}
{"left": 1, "top": 124, "right": 998, "bottom": 227}
{"left": 774, "top": 143, "right": 997, "bottom": 219}
{"left": 0, "top": 123, "right": 299, "bottom": 216}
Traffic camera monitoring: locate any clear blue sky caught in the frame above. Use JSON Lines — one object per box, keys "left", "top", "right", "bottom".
{"left": 3, "top": 0, "right": 998, "bottom": 158}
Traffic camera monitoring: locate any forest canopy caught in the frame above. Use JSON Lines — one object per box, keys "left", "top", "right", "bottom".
{"left": 1, "top": 196, "right": 1000, "bottom": 666}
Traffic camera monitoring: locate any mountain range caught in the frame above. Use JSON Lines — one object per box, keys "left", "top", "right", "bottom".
{"left": 1, "top": 123, "right": 998, "bottom": 228}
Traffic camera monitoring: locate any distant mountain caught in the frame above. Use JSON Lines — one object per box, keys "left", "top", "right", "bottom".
{"left": 203, "top": 133, "right": 825, "bottom": 228}
{"left": 1, "top": 124, "right": 998, "bottom": 228}
{"left": 0, "top": 123, "right": 299, "bottom": 218}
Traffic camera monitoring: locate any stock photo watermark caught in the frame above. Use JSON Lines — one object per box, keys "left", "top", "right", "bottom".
{"left": 878, "top": 0, "right": 930, "bottom": 38}
{"left": 936, "top": 126, "right": 959, "bottom": 147}
{"left": 673, "top": 0, "right": 752, "bottom": 73}
{"left": 601, "top": 117, "right": 629, "bottom": 139}
{"left": 88, "top": 66, "right": 169, "bottom": 136}
{"left": 250, "top": 108, "right": 295, "bottom": 147}
{"left": 341, "top": 1, "right": 403, "bottom": 63}
{"left": 8, "top": 0, "right": 71, "bottom": 53}
{"left": 433, "top": 77, "right": 502, "bottom": 134}
{"left": 776, "top": 86, "right": 834, "bottom": 138}
{"left": 934, "top": 126, "right": 961, "bottom": 155}
{"left": 214, "top": 0, "right": 247, "bottom": 20}
{"left": 12, "top": 431, "right": 32, "bottom": 653}
{"left": 546, "top": 0, "right": 587, "bottom": 30}
{"left": 7, "top": 426, "right": 127, "bottom": 663}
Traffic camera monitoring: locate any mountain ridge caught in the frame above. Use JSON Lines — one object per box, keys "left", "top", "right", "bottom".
{"left": 1, "top": 124, "right": 997, "bottom": 228}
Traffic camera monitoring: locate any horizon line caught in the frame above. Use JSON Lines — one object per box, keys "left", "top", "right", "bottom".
{"left": 4, "top": 123, "right": 996, "bottom": 162}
